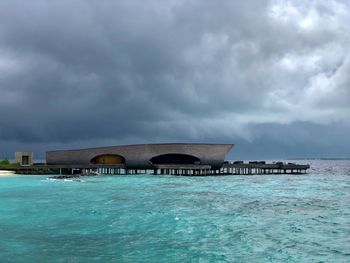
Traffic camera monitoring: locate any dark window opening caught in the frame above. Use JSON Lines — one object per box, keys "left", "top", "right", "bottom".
{"left": 150, "top": 154, "right": 200, "bottom": 165}
{"left": 90, "top": 154, "right": 125, "bottom": 165}
{"left": 22, "top": 156, "right": 29, "bottom": 165}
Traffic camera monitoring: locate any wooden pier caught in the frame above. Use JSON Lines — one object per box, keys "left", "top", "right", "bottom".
{"left": 152, "top": 162, "right": 310, "bottom": 176}
{"left": 1, "top": 161, "right": 310, "bottom": 176}
{"left": 221, "top": 162, "right": 310, "bottom": 175}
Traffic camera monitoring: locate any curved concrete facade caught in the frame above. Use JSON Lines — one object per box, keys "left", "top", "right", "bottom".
{"left": 46, "top": 143, "right": 234, "bottom": 169}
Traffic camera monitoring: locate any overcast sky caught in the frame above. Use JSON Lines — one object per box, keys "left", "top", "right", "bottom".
{"left": 1, "top": 0, "right": 350, "bottom": 160}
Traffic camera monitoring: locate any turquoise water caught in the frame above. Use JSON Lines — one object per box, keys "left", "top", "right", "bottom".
{"left": 1, "top": 160, "right": 350, "bottom": 262}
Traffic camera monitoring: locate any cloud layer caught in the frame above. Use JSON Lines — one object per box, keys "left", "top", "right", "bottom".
{"left": 1, "top": 0, "right": 350, "bottom": 158}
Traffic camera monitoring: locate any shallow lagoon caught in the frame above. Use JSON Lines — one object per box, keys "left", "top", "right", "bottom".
{"left": 0, "top": 160, "right": 350, "bottom": 262}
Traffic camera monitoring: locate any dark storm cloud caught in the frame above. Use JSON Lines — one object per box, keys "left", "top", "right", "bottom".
{"left": 1, "top": 0, "right": 350, "bottom": 158}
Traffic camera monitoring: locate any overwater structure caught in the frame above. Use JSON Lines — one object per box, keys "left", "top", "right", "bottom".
{"left": 46, "top": 143, "right": 233, "bottom": 173}
{"left": 44, "top": 143, "right": 309, "bottom": 175}
{"left": 0, "top": 143, "right": 310, "bottom": 175}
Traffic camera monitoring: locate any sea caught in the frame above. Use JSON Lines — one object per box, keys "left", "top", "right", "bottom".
{"left": 0, "top": 160, "right": 349, "bottom": 262}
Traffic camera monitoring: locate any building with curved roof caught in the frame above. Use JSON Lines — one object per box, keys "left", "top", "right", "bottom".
{"left": 46, "top": 143, "right": 234, "bottom": 170}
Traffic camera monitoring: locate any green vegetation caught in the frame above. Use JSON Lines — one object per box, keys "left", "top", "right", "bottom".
{"left": 0, "top": 158, "right": 10, "bottom": 165}
{"left": 0, "top": 158, "right": 19, "bottom": 167}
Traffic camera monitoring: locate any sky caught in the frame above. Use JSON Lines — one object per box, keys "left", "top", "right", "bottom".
{"left": 1, "top": 0, "right": 350, "bottom": 160}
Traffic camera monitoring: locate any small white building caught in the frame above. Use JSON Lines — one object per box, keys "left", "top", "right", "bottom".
{"left": 15, "top": 152, "right": 33, "bottom": 166}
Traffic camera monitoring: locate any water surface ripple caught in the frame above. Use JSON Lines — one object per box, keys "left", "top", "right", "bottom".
{"left": 0, "top": 160, "right": 350, "bottom": 262}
